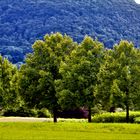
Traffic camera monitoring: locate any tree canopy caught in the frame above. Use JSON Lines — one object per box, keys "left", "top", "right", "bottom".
{"left": 97, "top": 41, "right": 140, "bottom": 122}
{"left": 19, "top": 33, "right": 76, "bottom": 122}
{"left": 1, "top": 33, "right": 140, "bottom": 123}
{"left": 0, "top": 55, "right": 19, "bottom": 109}
{"left": 56, "top": 36, "right": 104, "bottom": 122}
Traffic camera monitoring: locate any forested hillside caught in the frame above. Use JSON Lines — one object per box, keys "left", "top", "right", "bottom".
{"left": 0, "top": 0, "right": 140, "bottom": 64}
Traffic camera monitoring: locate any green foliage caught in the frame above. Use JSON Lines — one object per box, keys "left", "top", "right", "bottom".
{"left": 134, "top": 117, "right": 140, "bottom": 124}
{"left": 2, "top": 107, "right": 38, "bottom": 117}
{"left": 91, "top": 104, "right": 105, "bottom": 114}
{"left": 92, "top": 112, "right": 140, "bottom": 123}
{"left": 57, "top": 37, "right": 102, "bottom": 106}
{"left": 97, "top": 41, "right": 140, "bottom": 122}
{"left": 1, "top": 107, "right": 52, "bottom": 118}
{"left": 1, "top": 33, "right": 140, "bottom": 122}
{"left": 37, "top": 108, "right": 52, "bottom": 118}
{"left": 56, "top": 36, "right": 104, "bottom": 122}
{"left": 19, "top": 33, "right": 76, "bottom": 122}
{"left": 0, "top": 55, "right": 20, "bottom": 109}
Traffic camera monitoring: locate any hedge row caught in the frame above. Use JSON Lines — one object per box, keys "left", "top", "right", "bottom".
{"left": 1, "top": 107, "right": 52, "bottom": 118}
{"left": 92, "top": 112, "right": 140, "bottom": 123}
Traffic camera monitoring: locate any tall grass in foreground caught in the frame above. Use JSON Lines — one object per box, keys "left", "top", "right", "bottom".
{"left": 0, "top": 122, "right": 140, "bottom": 140}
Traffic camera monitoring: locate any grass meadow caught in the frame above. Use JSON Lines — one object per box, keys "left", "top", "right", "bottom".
{"left": 0, "top": 122, "right": 140, "bottom": 140}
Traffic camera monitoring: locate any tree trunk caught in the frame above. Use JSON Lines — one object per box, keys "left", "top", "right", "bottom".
{"left": 88, "top": 107, "right": 92, "bottom": 123}
{"left": 53, "top": 108, "right": 57, "bottom": 123}
{"left": 126, "top": 90, "right": 129, "bottom": 123}
{"left": 126, "top": 103, "right": 129, "bottom": 123}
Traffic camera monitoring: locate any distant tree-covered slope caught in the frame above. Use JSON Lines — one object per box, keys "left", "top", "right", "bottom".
{"left": 0, "top": 0, "right": 140, "bottom": 64}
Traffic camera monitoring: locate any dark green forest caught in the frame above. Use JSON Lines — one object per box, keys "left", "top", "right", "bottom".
{"left": 1, "top": 33, "right": 140, "bottom": 122}
{"left": 0, "top": 0, "right": 140, "bottom": 64}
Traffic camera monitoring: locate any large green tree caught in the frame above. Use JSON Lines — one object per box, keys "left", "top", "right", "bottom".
{"left": 97, "top": 41, "right": 140, "bottom": 122}
{"left": 0, "top": 55, "right": 19, "bottom": 109}
{"left": 19, "top": 33, "right": 76, "bottom": 122}
{"left": 56, "top": 36, "right": 104, "bottom": 122}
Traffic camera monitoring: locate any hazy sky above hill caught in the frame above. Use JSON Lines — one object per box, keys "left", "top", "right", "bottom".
{"left": 135, "top": 0, "right": 140, "bottom": 4}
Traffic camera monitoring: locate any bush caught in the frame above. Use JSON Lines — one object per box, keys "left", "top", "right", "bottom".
{"left": 134, "top": 117, "right": 140, "bottom": 124}
{"left": 37, "top": 109, "right": 52, "bottom": 118}
{"left": 92, "top": 112, "right": 140, "bottom": 123}
{"left": 2, "top": 107, "right": 38, "bottom": 117}
{"left": 2, "top": 107, "right": 52, "bottom": 118}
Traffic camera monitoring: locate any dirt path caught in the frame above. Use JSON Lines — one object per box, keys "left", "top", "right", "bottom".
{"left": 0, "top": 117, "right": 53, "bottom": 122}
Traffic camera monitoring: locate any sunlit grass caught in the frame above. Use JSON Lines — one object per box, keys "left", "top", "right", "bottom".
{"left": 0, "top": 122, "right": 140, "bottom": 140}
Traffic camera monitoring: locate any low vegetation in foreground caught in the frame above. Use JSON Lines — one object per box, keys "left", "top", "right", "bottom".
{"left": 0, "top": 122, "right": 140, "bottom": 140}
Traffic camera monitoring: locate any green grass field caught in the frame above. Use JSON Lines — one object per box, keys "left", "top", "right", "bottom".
{"left": 0, "top": 122, "right": 140, "bottom": 140}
